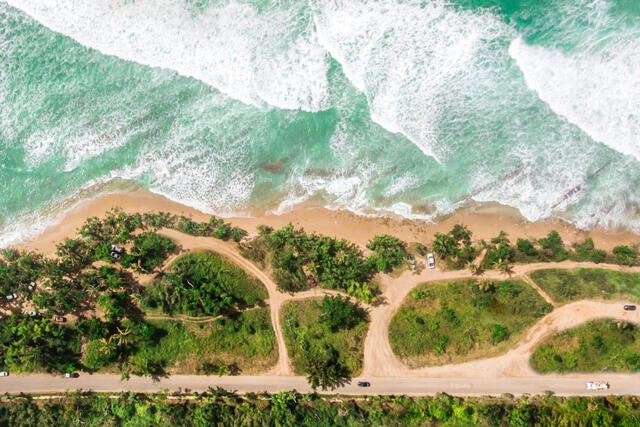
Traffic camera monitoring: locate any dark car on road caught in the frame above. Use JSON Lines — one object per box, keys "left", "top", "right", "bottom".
{"left": 357, "top": 381, "right": 371, "bottom": 387}
{"left": 624, "top": 305, "right": 637, "bottom": 311}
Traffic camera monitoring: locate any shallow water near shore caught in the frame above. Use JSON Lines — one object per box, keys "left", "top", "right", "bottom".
{"left": 1, "top": 0, "right": 640, "bottom": 245}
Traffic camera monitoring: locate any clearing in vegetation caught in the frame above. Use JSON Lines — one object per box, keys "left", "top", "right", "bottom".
{"left": 531, "top": 319, "right": 640, "bottom": 373}
{"left": 389, "top": 279, "right": 552, "bottom": 367}
{"left": 129, "top": 308, "right": 277, "bottom": 375}
{"left": 529, "top": 268, "right": 640, "bottom": 304}
{"left": 281, "top": 297, "right": 368, "bottom": 389}
{"left": 142, "top": 251, "right": 268, "bottom": 317}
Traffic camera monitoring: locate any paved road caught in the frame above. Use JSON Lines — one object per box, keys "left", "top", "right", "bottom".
{"left": 2, "top": 374, "right": 640, "bottom": 397}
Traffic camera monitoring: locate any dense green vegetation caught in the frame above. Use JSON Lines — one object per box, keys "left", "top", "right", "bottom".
{"left": 125, "top": 232, "right": 176, "bottom": 272}
{"left": 282, "top": 297, "right": 368, "bottom": 390}
{"left": 0, "top": 315, "right": 80, "bottom": 373}
{"left": 130, "top": 309, "right": 276, "bottom": 375}
{"left": 142, "top": 251, "right": 267, "bottom": 317}
{"left": 2, "top": 391, "right": 640, "bottom": 426}
{"left": 530, "top": 268, "right": 640, "bottom": 304}
{"left": 257, "top": 224, "right": 379, "bottom": 302}
{"left": 480, "top": 231, "right": 516, "bottom": 272}
{"left": 432, "top": 224, "right": 478, "bottom": 269}
{"left": 390, "top": 279, "right": 552, "bottom": 367}
{"left": 366, "top": 234, "right": 408, "bottom": 272}
{"left": 485, "top": 231, "right": 617, "bottom": 266}
{"left": 0, "top": 209, "right": 275, "bottom": 377}
{"left": 532, "top": 319, "right": 640, "bottom": 373}
{"left": 613, "top": 245, "right": 639, "bottom": 266}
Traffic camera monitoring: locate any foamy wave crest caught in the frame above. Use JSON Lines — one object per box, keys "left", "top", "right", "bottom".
{"left": 509, "top": 0, "right": 640, "bottom": 161}
{"left": 313, "top": 0, "right": 512, "bottom": 161}
{"left": 8, "top": 0, "right": 330, "bottom": 112}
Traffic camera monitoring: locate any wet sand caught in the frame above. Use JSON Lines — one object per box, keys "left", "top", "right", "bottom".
{"left": 13, "top": 188, "right": 639, "bottom": 256}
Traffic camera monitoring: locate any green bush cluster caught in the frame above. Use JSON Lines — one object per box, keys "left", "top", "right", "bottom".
{"left": 432, "top": 224, "right": 477, "bottom": 269}
{"left": 532, "top": 319, "right": 640, "bottom": 373}
{"left": 282, "top": 298, "right": 368, "bottom": 390}
{"left": 0, "top": 209, "right": 266, "bottom": 377}
{"left": 142, "top": 252, "right": 267, "bottom": 317}
{"left": 2, "top": 391, "right": 640, "bottom": 426}
{"left": 481, "top": 231, "right": 515, "bottom": 271}
{"left": 262, "top": 225, "right": 378, "bottom": 301}
{"left": 124, "top": 232, "right": 176, "bottom": 273}
{"left": 389, "top": 279, "right": 552, "bottom": 367}
{"left": 482, "top": 231, "right": 634, "bottom": 267}
{"left": 530, "top": 268, "right": 640, "bottom": 304}
{"left": 366, "top": 234, "right": 408, "bottom": 272}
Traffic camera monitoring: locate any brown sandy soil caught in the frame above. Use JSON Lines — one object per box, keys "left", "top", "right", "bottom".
{"left": 7, "top": 189, "right": 640, "bottom": 382}
{"left": 14, "top": 188, "right": 639, "bottom": 257}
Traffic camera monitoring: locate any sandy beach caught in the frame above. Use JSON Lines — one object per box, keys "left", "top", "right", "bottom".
{"left": 13, "top": 188, "right": 640, "bottom": 256}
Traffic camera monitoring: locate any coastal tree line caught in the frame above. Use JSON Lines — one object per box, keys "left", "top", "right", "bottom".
{"left": 0, "top": 390, "right": 639, "bottom": 426}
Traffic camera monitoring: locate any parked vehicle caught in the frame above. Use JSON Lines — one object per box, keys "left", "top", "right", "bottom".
{"left": 0, "top": 372, "right": 8, "bottom": 377}
{"left": 110, "top": 245, "right": 125, "bottom": 259}
{"left": 6, "top": 293, "right": 17, "bottom": 300}
{"left": 624, "top": 305, "right": 637, "bottom": 311}
{"left": 427, "top": 253, "right": 436, "bottom": 269}
{"left": 357, "top": 381, "right": 371, "bottom": 387}
{"left": 586, "top": 381, "right": 609, "bottom": 390}
{"left": 51, "top": 315, "right": 67, "bottom": 323}
{"left": 25, "top": 311, "right": 40, "bottom": 317}
{"left": 64, "top": 372, "right": 79, "bottom": 378}
{"left": 27, "top": 282, "right": 36, "bottom": 291}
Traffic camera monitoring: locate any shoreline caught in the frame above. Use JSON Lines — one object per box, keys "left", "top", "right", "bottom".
{"left": 13, "top": 188, "right": 640, "bottom": 256}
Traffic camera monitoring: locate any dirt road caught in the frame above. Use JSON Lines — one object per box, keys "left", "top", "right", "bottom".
{"left": 1, "top": 373, "right": 639, "bottom": 397}
{"left": 5, "top": 228, "right": 640, "bottom": 396}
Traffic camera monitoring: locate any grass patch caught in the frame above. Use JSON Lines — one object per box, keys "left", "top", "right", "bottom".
{"left": 129, "top": 308, "right": 276, "bottom": 374}
{"left": 530, "top": 268, "right": 640, "bottom": 304}
{"left": 142, "top": 251, "right": 268, "bottom": 316}
{"left": 389, "top": 279, "right": 552, "bottom": 367}
{"left": 281, "top": 298, "right": 368, "bottom": 376}
{"left": 531, "top": 319, "right": 640, "bottom": 373}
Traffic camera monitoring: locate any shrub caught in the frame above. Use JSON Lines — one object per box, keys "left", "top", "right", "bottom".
{"left": 432, "top": 224, "right": 477, "bottom": 270}
{"left": 538, "top": 231, "right": 569, "bottom": 261}
{"left": 573, "top": 238, "right": 606, "bottom": 263}
{"left": 129, "top": 232, "right": 176, "bottom": 273}
{"left": 143, "top": 252, "right": 267, "bottom": 316}
{"left": 366, "top": 234, "right": 408, "bottom": 272}
{"left": 231, "top": 227, "right": 248, "bottom": 242}
{"left": 613, "top": 246, "right": 638, "bottom": 266}
{"left": 516, "top": 238, "right": 538, "bottom": 257}
{"left": 491, "top": 324, "right": 509, "bottom": 344}
{"left": 214, "top": 224, "right": 231, "bottom": 240}
{"left": 267, "top": 224, "right": 374, "bottom": 297}
{"left": 317, "top": 296, "right": 366, "bottom": 332}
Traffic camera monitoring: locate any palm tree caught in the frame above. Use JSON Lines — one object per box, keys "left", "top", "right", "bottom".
{"left": 468, "top": 263, "right": 484, "bottom": 276}
{"left": 498, "top": 261, "right": 514, "bottom": 277}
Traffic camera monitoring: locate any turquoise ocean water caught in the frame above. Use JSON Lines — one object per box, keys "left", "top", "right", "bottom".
{"left": 1, "top": 0, "right": 639, "bottom": 245}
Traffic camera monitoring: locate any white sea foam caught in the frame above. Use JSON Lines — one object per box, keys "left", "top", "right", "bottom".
{"left": 509, "top": 0, "right": 640, "bottom": 161}
{"left": 7, "top": 0, "right": 330, "bottom": 112}
{"left": 313, "top": 0, "right": 512, "bottom": 161}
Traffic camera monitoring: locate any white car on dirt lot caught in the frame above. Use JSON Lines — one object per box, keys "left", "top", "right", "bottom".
{"left": 427, "top": 253, "right": 436, "bottom": 269}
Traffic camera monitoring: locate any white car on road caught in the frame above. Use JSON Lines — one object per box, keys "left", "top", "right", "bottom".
{"left": 427, "top": 253, "right": 436, "bottom": 269}
{"left": 0, "top": 372, "right": 8, "bottom": 377}
{"left": 586, "top": 381, "right": 609, "bottom": 390}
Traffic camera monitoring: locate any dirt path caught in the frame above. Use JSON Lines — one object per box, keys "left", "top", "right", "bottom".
{"left": 362, "top": 260, "right": 640, "bottom": 378}
{"left": 145, "top": 306, "right": 262, "bottom": 324}
{"left": 157, "top": 229, "right": 293, "bottom": 375}
{"left": 521, "top": 275, "right": 557, "bottom": 307}
{"left": 145, "top": 230, "right": 640, "bottom": 381}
